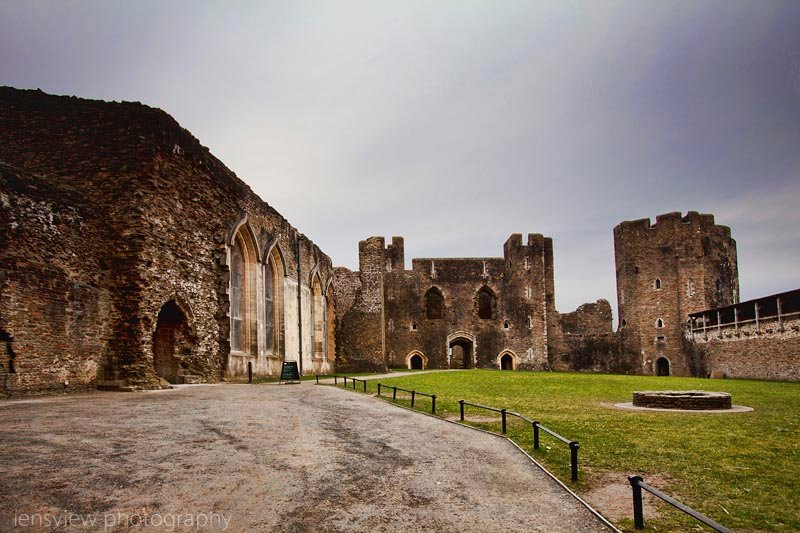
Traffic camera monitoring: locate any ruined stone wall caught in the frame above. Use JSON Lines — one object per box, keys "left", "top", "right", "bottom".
{"left": 614, "top": 211, "right": 738, "bottom": 376}
{"left": 343, "top": 233, "right": 555, "bottom": 371}
{"left": 688, "top": 315, "right": 800, "bottom": 381}
{"left": 559, "top": 300, "right": 613, "bottom": 336}
{"left": 0, "top": 164, "right": 112, "bottom": 395}
{"left": 333, "top": 238, "right": 387, "bottom": 372}
{"left": 548, "top": 300, "right": 639, "bottom": 373}
{"left": 0, "top": 87, "right": 335, "bottom": 393}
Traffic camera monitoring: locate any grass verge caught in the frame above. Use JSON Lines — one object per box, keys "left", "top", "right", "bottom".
{"left": 323, "top": 370, "right": 799, "bottom": 533}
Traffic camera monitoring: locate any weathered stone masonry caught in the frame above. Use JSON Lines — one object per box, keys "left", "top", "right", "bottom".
{"left": 333, "top": 233, "right": 612, "bottom": 371}
{"left": 0, "top": 87, "right": 335, "bottom": 394}
{"left": 687, "top": 289, "right": 800, "bottom": 381}
{"left": 614, "top": 212, "right": 738, "bottom": 376}
{"left": 2, "top": 87, "right": 798, "bottom": 393}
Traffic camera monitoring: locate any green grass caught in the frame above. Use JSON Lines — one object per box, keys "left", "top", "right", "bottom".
{"left": 327, "top": 370, "right": 799, "bottom": 532}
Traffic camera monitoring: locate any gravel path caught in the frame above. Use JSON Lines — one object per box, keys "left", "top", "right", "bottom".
{"left": 0, "top": 384, "right": 613, "bottom": 532}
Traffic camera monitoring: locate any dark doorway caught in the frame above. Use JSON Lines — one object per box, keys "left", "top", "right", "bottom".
{"left": 410, "top": 354, "right": 423, "bottom": 370}
{"left": 656, "top": 357, "right": 670, "bottom": 376}
{"left": 449, "top": 338, "right": 474, "bottom": 369}
{"left": 500, "top": 353, "right": 513, "bottom": 370}
{"left": 153, "top": 301, "right": 189, "bottom": 383}
{"left": 1, "top": 329, "right": 15, "bottom": 375}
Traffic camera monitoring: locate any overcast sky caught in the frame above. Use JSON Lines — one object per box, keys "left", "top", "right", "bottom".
{"left": 2, "top": 1, "right": 799, "bottom": 319}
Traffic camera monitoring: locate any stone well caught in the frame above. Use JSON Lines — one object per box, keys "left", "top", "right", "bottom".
{"left": 632, "top": 390, "right": 732, "bottom": 410}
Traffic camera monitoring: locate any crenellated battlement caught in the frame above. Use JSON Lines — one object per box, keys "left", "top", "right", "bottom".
{"left": 615, "top": 211, "right": 729, "bottom": 238}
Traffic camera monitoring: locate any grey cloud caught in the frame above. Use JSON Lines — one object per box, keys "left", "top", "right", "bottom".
{"left": 1, "top": 0, "right": 798, "bottom": 318}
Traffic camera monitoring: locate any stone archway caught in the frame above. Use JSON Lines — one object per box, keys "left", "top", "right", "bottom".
{"left": 153, "top": 300, "right": 191, "bottom": 383}
{"left": 447, "top": 332, "right": 476, "bottom": 369}
{"left": 500, "top": 352, "right": 515, "bottom": 370}
{"left": 656, "top": 357, "right": 670, "bottom": 377}
{"left": 405, "top": 351, "right": 427, "bottom": 370}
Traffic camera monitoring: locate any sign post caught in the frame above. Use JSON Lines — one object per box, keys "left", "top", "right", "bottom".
{"left": 280, "top": 361, "right": 300, "bottom": 384}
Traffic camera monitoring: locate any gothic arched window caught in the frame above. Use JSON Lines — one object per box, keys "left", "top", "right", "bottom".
{"left": 477, "top": 286, "right": 495, "bottom": 320}
{"left": 425, "top": 287, "right": 444, "bottom": 319}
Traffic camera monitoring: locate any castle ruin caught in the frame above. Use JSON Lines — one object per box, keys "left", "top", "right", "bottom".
{"left": 1, "top": 87, "right": 798, "bottom": 395}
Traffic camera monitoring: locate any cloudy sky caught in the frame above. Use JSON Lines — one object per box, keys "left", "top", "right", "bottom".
{"left": 2, "top": 1, "right": 799, "bottom": 319}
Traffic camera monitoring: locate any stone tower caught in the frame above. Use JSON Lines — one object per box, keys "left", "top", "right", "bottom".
{"left": 614, "top": 212, "right": 738, "bottom": 376}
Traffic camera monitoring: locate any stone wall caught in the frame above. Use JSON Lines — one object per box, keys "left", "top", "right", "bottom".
{"left": 688, "top": 314, "right": 800, "bottom": 381}
{"left": 0, "top": 87, "right": 335, "bottom": 394}
{"left": 335, "top": 233, "right": 558, "bottom": 371}
{"left": 559, "top": 300, "right": 613, "bottom": 336}
{"left": 332, "top": 239, "right": 387, "bottom": 372}
{"left": 0, "top": 164, "right": 111, "bottom": 395}
{"left": 614, "top": 211, "right": 738, "bottom": 376}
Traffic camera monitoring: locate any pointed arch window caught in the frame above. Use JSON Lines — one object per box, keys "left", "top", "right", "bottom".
{"left": 425, "top": 287, "right": 444, "bottom": 319}
{"left": 312, "top": 275, "right": 325, "bottom": 360}
{"left": 264, "top": 246, "right": 285, "bottom": 356}
{"left": 477, "top": 286, "right": 495, "bottom": 320}
{"left": 229, "top": 226, "right": 258, "bottom": 355}
{"left": 265, "top": 258, "right": 275, "bottom": 353}
{"left": 230, "top": 243, "right": 245, "bottom": 352}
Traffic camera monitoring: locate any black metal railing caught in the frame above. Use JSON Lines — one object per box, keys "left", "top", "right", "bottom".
{"left": 459, "top": 400, "right": 580, "bottom": 482}
{"left": 377, "top": 383, "right": 437, "bottom": 414}
{"left": 327, "top": 375, "right": 368, "bottom": 392}
{"left": 628, "top": 476, "right": 734, "bottom": 532}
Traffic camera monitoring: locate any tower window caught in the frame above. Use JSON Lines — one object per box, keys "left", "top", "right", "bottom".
{"left": 654, "top": 278, "right": 662, "bottom": 290}
{"left": 425, "top": 287, "right": 444, "bottom": 320}
{"left": 503, "top": 320, "right": 510, "bottom": 329}
{"left": 411, "top": 322, "right": 418, "bottom": 331}
{"left": 477, "top": 286, "right": 495, "bottom": 319}
{"left": 656, "top": 318, "right": 664, "bottom": 328}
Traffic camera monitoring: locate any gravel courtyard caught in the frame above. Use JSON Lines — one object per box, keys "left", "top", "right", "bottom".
{"left": 0, "top": 383, "right": 614, "bottom": 532}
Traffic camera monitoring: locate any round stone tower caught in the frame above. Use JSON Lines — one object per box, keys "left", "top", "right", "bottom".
{"left": 614, "top": 212, "right": 738, "bottom": 376}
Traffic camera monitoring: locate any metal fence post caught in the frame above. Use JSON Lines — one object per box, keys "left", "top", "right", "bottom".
{"left": 343, "top": 376, "right": 347, "bottom": 387}
{"left": 411, "top": 390, "right": 416, "bottom": 408}
{"left": 459, "top": 400, "right": 465, "bottom": 421}
{"left": 362, "top": 380, "right": 366, "bottom": 393}
{"left": 377, "top": 383, "right": 382, "bottom": 396}
{"left": 315, "top": 374, "right": 319, "bottom": 385}
{"left": 247, "top": 362, "right": 252, "bottom": 384}
{"left": 352, "top": 379, "right": 356, "bottom": 390}
{"left": 431, "top": 395, "right": 437, "bottom": 414}
{"left": 532, "top": 422, "right": 539, "bottom": 449}
{"left": 501, "top": 409, "right": 507, "bottom": 434}
{"left": 393, "top": 386, "right": 397, "bottom": 400}
{"left": 629, "top": 476, "right": 644, "bottom": 529}
{"left": 334, "top": 376, "right": 338, "bottom": 385}
{"left": 570, "top": 442, "right": 579, "bottom": 482}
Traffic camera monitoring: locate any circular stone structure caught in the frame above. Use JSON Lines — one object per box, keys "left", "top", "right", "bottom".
{"left": 632, "top": 390, "right": 732, "bottom": 410}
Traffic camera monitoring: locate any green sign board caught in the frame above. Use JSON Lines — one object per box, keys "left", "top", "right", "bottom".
{"left": 280, "top": 361, "right": 300, "bottom": 383}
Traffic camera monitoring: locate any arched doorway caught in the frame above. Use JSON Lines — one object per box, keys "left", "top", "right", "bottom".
{"left": 405, "top": 351, "right": 427, "bottom": 370}
{"left": 153, "top": 300, "right": 189, "bottom": 383}
{"left": 500, "top": 353, "right": 514, "bottom": 370}
{"left": 656, "top": 357, "right": 670, "bottom": 376}
{"left": 448, "top": 337, "right": 475, "bottom": 369}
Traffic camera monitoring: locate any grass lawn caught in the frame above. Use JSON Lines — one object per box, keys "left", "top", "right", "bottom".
{"left": 328, "top": 370, "right": 799, "bottom": 532}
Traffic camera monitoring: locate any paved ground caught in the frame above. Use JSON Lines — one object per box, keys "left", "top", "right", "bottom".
{"left": 0, "top": 384, "right": 614, "bottom": 532}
